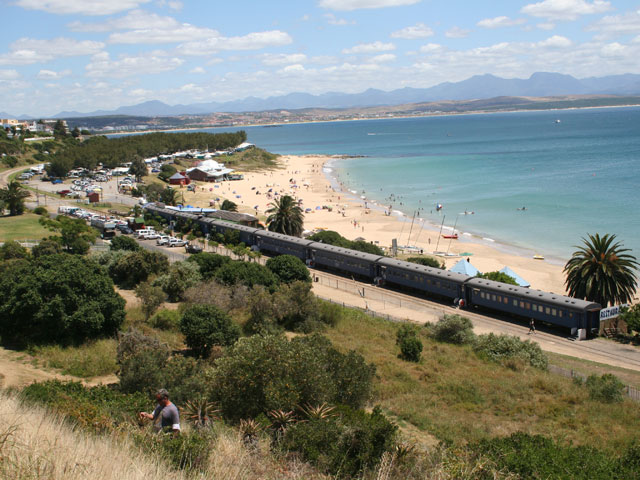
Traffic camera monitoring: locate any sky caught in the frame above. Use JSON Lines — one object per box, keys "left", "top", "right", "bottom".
{"left": 1, "top": 0, "right": 640, "bottom": 117}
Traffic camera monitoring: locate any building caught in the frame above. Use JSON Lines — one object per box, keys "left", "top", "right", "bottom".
{"left": 186, "top": 159, "right": 234, "bottom": 182}
{"left": 168, "top": 172, "right": 190, "bottom": 186}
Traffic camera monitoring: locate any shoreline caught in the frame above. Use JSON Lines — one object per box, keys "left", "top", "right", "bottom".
{"left": 182, "top": 154, "right": 568, "bottom": 294}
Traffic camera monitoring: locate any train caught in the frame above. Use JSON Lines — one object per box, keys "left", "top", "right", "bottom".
{"left": 144, "top": 203, "right": 602, "bottom": 338}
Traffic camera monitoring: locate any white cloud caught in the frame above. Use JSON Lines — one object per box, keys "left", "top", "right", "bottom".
{"left": 110, "top": 24, "right": 217, "bottom": 44}
{"left": 477, "top": 16, "right": 526, "bottom": 28}
{"left": 130, "top": 88, "right": 152, "bottom": 97}
{"left": 370, "top": 53, "right": 396, "bottom": 63}
{"left": 343, "top": 41, "right": 395, "bottom": 54}
{"left": 391, "top": 23, "right": 433, "bottom": 39}
{"left": 537, "top": 22, "right": 556, "bottom": 30}
{"left": 179, "top": 30, "right": 292, "bottom": 55}
{"left": 37, "top": 69, "right": 72, "bottom": 79}
{"left": 189, "top": 67, "right": 205, "bottom": 74}
{"left": 445, "top": 26, "right": 470, "bottom": 38}
{"left": 261, "top": 53, "right": 308, "bottom": 66}
{"left": 15, "top": 0, "right": 151, "bottom": 16}
{"left": 69, "top": 10, "right": 183, "bottom": 33}
{"left": 168, "top": 1, "right": 183, "bottom": 10}
{"left": 85, "top": 51, "right": 184, "bottom": 78}
{"left": 537, "top": 35, "right": 572, "bottom": 47}
{"left": 0, "top": 69, "right": 20, "bottom": 80}
{"left": 521, "top": 0, "right": 611, "bottom": 21}
{"left": 319, "top": 0, "right": 420, "bottom": 11}
{"left": 587, "top": 10, "right": 640, "bottom": 36}
{"left": 324, "top": 13, "right": 355, "bottom": 25}
{"left": 0, "top": 37, "right": 105, "bottom": 65}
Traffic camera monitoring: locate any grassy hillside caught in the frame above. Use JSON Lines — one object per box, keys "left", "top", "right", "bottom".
{"left": 0, "top": 213, "right": 51, "bottom": 242}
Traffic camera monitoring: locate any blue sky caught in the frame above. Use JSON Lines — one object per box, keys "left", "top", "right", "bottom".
{"left": 1, "top": 0, "right": 639, "bottom": 117}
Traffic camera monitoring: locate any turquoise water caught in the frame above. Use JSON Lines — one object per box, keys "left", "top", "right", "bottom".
{"left": 189, "top": 107, "right": 640, "bottom": 261}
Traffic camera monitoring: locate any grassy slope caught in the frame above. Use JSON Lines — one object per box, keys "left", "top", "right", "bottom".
{"left": 324, "top": 310, "right": 640, "bottom": 450}
{"left": 0, "top": 213, "right": 51, "bottom": 242}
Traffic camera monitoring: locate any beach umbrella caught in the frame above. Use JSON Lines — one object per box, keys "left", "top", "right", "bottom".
{"left": 460, "top": 252, "right": 473, "bottom": 256}
{"left": 315, "top": 206, "right": 322, "bottom": 210}
{"left": 305, "top": 208, "right": 312, "bottom": 212}
{"left": 235, "top": 194, "right": 241, "bottom": 198}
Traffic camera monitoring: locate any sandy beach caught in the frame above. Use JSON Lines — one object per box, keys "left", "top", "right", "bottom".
{"left": 180, "top": 154, "right": 568, "bottom": 295}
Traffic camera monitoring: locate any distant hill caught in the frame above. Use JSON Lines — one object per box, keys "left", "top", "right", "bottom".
{"left": 44, "top": 71, "right": 640, "bottom": 118}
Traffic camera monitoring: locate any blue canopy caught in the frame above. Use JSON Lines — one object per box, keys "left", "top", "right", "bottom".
{"left": 450, "top": 259, "right": 480, "bottom": 276}
{"left": 499, "top": 266, "right": 530, "bottom": 287}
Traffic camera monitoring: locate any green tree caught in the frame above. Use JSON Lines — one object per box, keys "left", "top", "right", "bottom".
{"left": 53, "top": 120, "right": 67, "bottom": 138}
{"left": 157, "top": 164, "right": 177, "bottom": 182}
{"left": 0, "top": 181, "right": 31, "bottom": 216}
{"left": 40, "top": 215, "right": 97, "bottom": 254}
{"left": 31, "top": 238, "right": 63, "bottom": 257}
{"left": 476, "top": 271, "right": 519, "bottom": 285}
{"left": 220, "top": 199, "right": 238, "bottom": 212}
{"left": 619, "top": 304, "right": 640, "bottom": 335}
{"left": 214, "top": 260, "right": 279, "bottom": 291}
{"left": 129, "top": 156, "right": 148, "bottom": 182}
{"left": 186, "top": 252, "right": 230, "bottom": 279}
{"left": 407, "top": 256, "right": 445, "bottom": 269}
{"left": 266, "top": 195, "right": 304, "bottom": 237}
{"left": 180, "top": 304, "right": 240, "bottom": 358}
{"left": 0, "top": 240, "right": 29, "bottom": 260}
{"left": 71, "top": 127, "right": 81, "bottom": 138}
{"left": 109, "top": 249, "right": 169, "bottom": 289}
{"left": 0, "top": 254, "right": 125, "bottom": 346}
{"left": 160, "top": 187, "right": 181, "bottom": 206}
{"left": 135, "top": 281, "right": 165, "bottom": 320}
{"left": 266, "top": 254, "right": 311, "bottom": 283}
{"left": 153, "top": 260, "right": 202, "bottom": 302}
{"left": 564, "top": 233, "right": 639, "bottom": 307}
{"left": 396, "top": 324, "right": 423, "bottom": 362}
{"left": 109, "top": 235, "right": 140, "bottom": 252}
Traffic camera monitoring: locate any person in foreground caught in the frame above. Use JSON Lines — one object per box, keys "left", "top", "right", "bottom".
{"left": 139, "top": 388, "right": 181, "bottom": 434}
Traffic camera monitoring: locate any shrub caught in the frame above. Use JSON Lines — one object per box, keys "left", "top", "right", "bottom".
{"left": 0, "top": 254, "right": 125, "bottom": 346}
{"left": 476, "top": 271, "right": 519, "bottom": 285}
{"left": 32, "top": 206, "right": 49, "bottom": 216}
{"left": 585, "top": 373, "right": 625, "bottom": 403}
{"left": 183, "top": 279, "right": 248, "bottom": 312}
{"left": 474, "top": 333, "right": 548, "bottom": 370}
{"left": 153, "top": 261, "right": 202, "bottom": 302}
{"left": 116, "top": 329, "right": 168, "bottom": 366}
{"left": 149, "top": 309, "right": 181, "bottom": 331}
{"left": 135, "top": 281, "right": 165, "bottom": 319}
{"left": 399, "top": 336, "right": 423, "bottom": 362}
{"left": 186, "top": 252, "right": 230, "bottom": 279}
{"left": 0, "top": 240, "right": 29, "bottom": 260}
{"left": 110, "top": 235, "right": 141, "bottom": 252}
{"left": 272, "top": 281, "right": 320, "bottom": 331}
{"left": 33, "top": 338, "right": 118, "bottom": 377}
{"left": 109, "top": 249, "right": 169, "bottom": 289}
{"left": 432, "top": 314, "right": 476, "bottom": 345}
{"left": 180, "top": 304, "right": 240, "bottom": 357}
{"left": 215, "top": 259, "right": 279, "bottom": 291}
{"left": 31, "top": 237, "right": 62, "bottom": 257}
{"left": 407, "top": 256, "right": 445, "bottom": 269}
{"left": 154, "top": 430, "right": 211, "bottom": 471}
{"left": 214, "top": 334, "right": 374, "bottom": 421}
{"left": 266, "top": 254, "right": 311, "bottom": 283}
{"left": 281, "top": 405, "right": 397, "bottom": 478}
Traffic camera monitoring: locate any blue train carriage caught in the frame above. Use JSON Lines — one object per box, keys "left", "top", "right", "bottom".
{"left": 464, "top": 278, "right": 601, "bottom": 336}
{"left": 309, "top": 243, "right": 383, "bottom": 280}
{"left": 207, "top": 219, "right": 258, "bottom": 245}
{"left": 253, "top": 230, "right": 313, "bottom": 261}
{"left": 375, "top": 257, "right": 468, "bottom": 300}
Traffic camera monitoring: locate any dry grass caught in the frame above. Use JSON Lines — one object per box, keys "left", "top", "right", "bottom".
{"left": 324, "top": 309, "right": 640, "bottom": 450}
{"left": 31, "top": 339, "right": 118, "bottom": 378}
{"left": 0, "top": 392, "right": 185, "bottom": 480}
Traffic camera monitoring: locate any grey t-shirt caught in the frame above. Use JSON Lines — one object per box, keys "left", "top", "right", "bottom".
{"left": 152, "top": 402, "right": 180, "bottom": 432}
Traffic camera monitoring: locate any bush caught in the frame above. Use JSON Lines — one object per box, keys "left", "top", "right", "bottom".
{"left": 116, "top": 329, "right": 168, "bottom": 366}
{"left": 214, "top": 260, "right": 279, "bottom": 291}
{"left": 281, "top": 405, "right": 397, "bottom": 478}
{"left": 476, "top": 271, "right": 519, "bottom": 285}
{"left": 32, "top": 206, "right": 49, "bottom": 216}
{"left": 186, "top": 252, "right": 230, "bottom": 279}
{"left": 0, "top": 254, "right": 125, "bottom": 346}
{"left": 432, "top": 314, "right": 476, "bottom": 345}
{"left": 585, "top": 373, "right": 625, "bottom": 403}
{"left": 110, "top": 235, "right": 141, "bottom": 252}
{"left": 180, "top": 304, "right": 240, "bottom": 357}
{"left": 31, "top": 237, "right": 62, "bottom": 257}
{"left": 135, "top": 281, "right": 165, "bottom": 319}
{"left": 154, "top": 430, "right": 211, "bottom": 471}
{"left": 149, "top": 309, "right": 181, "bottom": 331}
{"left": 153, "top": 261, "right": 202, "bottom": 302}
{"left": 473, "top": 333, "right": 548, "bottom": 370}
{"left": 0, "top": 240, "right": 29, "bottom": 260}
{"left": 213, "top": 334, "right": 374, "bottom": 421}
{"left": 109, "top": 249, "right": 169, "bottom": 289}
{"left": 407, "top": 256, "right": 444, "bottom": 269}
{"left": 266, "top": 254, "right": 311, "bottom": 283}
{"left": 396, "top": 324, "right": 422, "bottom": 362}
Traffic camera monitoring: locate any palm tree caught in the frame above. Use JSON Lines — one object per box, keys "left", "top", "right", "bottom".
{"left": 160, "top": 187, "right": 181, "bottom": 206}
{"left": 266, "top": 195, "right": 304, "bottom": 237}
{"left": 0, "top": 181, "right": 31, "bottom": 216}
{"left": 564, "top": 233, "right": 638, "bottom": 307}
{"left": 220, "top": 199, "right": 238, "bottom": 212}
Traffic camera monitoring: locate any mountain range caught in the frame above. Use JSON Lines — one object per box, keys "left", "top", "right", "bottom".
{"left": 6, "top": 72, "right": 640, "bottom": 119}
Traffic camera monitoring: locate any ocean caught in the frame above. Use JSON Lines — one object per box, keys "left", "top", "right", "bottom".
{"left": 179, "top": 107, "right": 640, "bottom": 262}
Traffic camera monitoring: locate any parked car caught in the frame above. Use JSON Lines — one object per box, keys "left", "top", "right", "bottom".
{"left": 168, "top": 238, "right": 187, "bottom": 247}
{"left": 185, "top": 244, "right": 203, "bottom": 254}
{"left": 156, "top": 235, "right": 170, "bottom": 246}
{"left": 116, "top": 224, "right": 133, "bottom": 234}
{"left": 144, "top": 232, "right": 160, "bottom": 240}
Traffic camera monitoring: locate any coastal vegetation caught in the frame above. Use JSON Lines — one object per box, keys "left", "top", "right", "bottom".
{"left": 266, "top": 194, "right": 305, "bottom": 237}
{"left": 0, "top": 180, "right": 30, "bottom": 216}
{"left": 476, "top": 270, "right": 519, "bottom": 285}
{"left": 308, "top": 229, "right": 385, "bottom": 256}
{"left": 564, "top": 233, "right": 639, "bottom": 307}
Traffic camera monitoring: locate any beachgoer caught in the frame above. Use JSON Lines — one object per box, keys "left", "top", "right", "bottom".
{"left": 139, "top": 389, "right": 181, "bottom": 434}
{"left": 528, "top": 319, "right": 536, "bottom": 334}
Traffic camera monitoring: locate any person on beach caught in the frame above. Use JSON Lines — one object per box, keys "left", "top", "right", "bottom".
{"left": 139, "top": 389, "right": 181, "bottom": 434}
{"left": 528, "top": 319, "right": 536, "bottom": 334}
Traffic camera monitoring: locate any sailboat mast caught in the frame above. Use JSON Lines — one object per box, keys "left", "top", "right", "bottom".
{"left": 406, "top": 210, "right": 417, "bottom": 246}
{"left": 445, "top": 215, "right": 459, "bottom": 256}
{"left": 434, "top": 215, "right": 445, "bottom": 253}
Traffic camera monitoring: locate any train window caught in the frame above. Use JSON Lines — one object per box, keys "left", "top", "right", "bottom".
{"left": 497, "top": 295, "right": 501, "bottom": 302}
{"left": 519, "top": 301, "right": 525, "bottom": 308}
{"left": 491, "top": 294, "right": 496, "bottom": 301}
{"left": 558, "top": 310, "right": 563, "bottom": 318}
{"left": 504, "top": 297, "right": 509, "bottom": 304}
{"left": 551, "top": 308, "right": 557, "bottom": 316}
{"left": 480, "top": 292, "right": 485, "bottom": 299}
{"left": 513, "top": 299, "right": 518, "bottom": 306}
{"left": 569, "top": 312, "right": 573, "bottom": 318}
{"left": 473, "top": 289, "right": 479, "bottom": 295}
{"left": 525, "top": 302, "right": 530, "bottom": 309}
{"left": 545, "top": 307, "right": 550, "bottom": 314}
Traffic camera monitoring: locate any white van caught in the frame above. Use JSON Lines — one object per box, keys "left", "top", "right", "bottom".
{"left": 135, "top": 228, "right": 156, "bottom": 239}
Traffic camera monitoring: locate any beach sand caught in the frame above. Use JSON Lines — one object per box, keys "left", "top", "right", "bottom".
{"left": 180, "top": 154, "right": 567, "bottom": 294}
